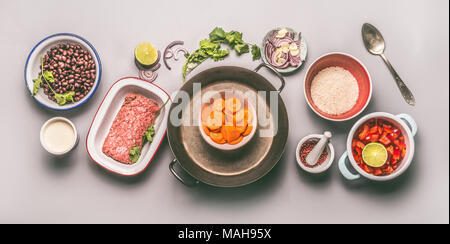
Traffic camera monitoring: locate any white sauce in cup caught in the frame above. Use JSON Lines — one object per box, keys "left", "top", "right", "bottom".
{"left": 40, "top": 117, "right": 78, "bottom": 155}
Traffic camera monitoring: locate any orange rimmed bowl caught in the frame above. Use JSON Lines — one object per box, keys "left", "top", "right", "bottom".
{"left": 303, "top": 52, "right": 372, "bottom": 121}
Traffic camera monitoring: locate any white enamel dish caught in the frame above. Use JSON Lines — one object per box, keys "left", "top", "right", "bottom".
{"left": 25, "top": 33, "right": 102, "bottom": 110}
{"left": 86, "top": 77, "right": 170, "bottom": 176}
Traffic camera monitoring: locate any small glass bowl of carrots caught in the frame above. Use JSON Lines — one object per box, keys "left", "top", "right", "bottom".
{"left": 199, "top": 92, "right": 257, "bottom": 151}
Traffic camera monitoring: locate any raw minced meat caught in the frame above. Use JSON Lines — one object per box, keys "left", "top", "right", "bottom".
{"left": 102, "top": 93, "right": 159, "bottom": 164}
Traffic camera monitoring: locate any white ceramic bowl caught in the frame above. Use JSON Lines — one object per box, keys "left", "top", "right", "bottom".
{"left": 198, "top": 92, "right": 257, "bottom": 151}
{"left": 338, "top": 112, "right": 418, "bottom": 181}
{"left": 86, "top": 77, "right": 170, "bottom": 176}
{"left": 25, "top": 33, "right": 102, "bottom": 110}
{"left": 296, "top": 134, "right": 335, "bottom": 174}
{"left": 40, "top": 117, "right": 79, "bottom": 156}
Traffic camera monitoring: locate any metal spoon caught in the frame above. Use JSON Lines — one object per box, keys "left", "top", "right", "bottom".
{"left": 305, "top": 131, "right": 332, "bottom": 166}
{"left": 362, "top": 23, "right": 415, "bottom": 106}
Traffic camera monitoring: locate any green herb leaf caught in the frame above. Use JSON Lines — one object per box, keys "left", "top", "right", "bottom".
{"left": 225, "top": 31, "right": 243, "bottom": 47}
{"left": 142, "top": 98, "right": 169, "bottom": 143}
{"left": 144, "top": 125, "right": 155, "bottom": 142}
{"left": 209, "top": 27, "right": 226, "bottom": 42}
{"left": 54, "top": 91, "right": 75, "bottom": 106}
{"left": 200, "top": 39, "right": 220, "bottom": 50}
{"left": 234, "top": 43, "right": 249, "bottom": 55}
{"left": 182, "top": 49, "right": 210, "bottom": 81}
{"left": 129, "top": 146, "right": 141, "bottom": 163}
{"left": 211, "top": 49, "right": 230, "bottom": 61}
{"left": 43, "top": 71, "right": 54, "bottom": 83}
{"left": 32, "top": 76, "right": 43, "bottom": 96}
{"left": 182, "top": 27, "right": 260, "bottom": 82}
{"left": 251, "top": 44, "right": 261, "bottom": 60}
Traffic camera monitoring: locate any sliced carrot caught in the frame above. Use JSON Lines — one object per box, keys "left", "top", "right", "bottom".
{"left": 201, "top": 106, "right": 212, "bottom": 123}
{"left": 212, "top": 98, "right": 225, "bottom": 112}
{"left": 225, "top": 98, "right": 241, "bottom": 114}
{"left": 242, "top": 125, "right": 253, "bottom": 136}
{"left": 222, "top": 125, "right": 241, "bottom": 142}
{"left": 234, "top": 116, "right": 248, "bottom": 128}
{"left": 225, "top": 113, "right": 235, "bottom": 126}
{"left": 206, "top": 111, "right": 224, "bottom": 131}
{"left": 202, "top": 125, "right": 210, "bottom": 136}
{"left": 244, "top": 108, "right": 253, "bottom": 123}
{"left": 228, "top": 136, "right": 243, "bottom": 145}
{"left": 210, "top": 132, "right": 226, "bottom": 144}
{"left": 235, "top": 109, "right": 245, "bottom": 122}
{"left": 210, "top": 127, "right": 221, "bottom": 133}
{"left": 236, "top": 123, "right": 248, "bottom": 134}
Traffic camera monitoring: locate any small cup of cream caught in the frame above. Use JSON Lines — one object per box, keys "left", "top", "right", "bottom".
{"left": 40, "top": 117, "right": 78, "bottom": 156}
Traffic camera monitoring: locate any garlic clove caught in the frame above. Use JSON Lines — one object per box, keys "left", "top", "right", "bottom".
{"left": 290, "top": 49, "right": 300, "bottom": 56}
{"left": 289, "top": 42, "right": 298, "bottom": 51}
{"left": 276, "top": 28, "right": 288, "bottom": 38}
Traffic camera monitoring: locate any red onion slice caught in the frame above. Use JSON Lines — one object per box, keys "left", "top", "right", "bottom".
{"left": 139, "top": 70, "right": 158, "bottom": 83}
{"left": 163, "top": 40, "right": 185, "bottom": 70}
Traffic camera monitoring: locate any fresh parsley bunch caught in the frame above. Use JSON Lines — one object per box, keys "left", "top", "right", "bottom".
{"left": 182, "top": 27, "right": 261, "bottom": 81}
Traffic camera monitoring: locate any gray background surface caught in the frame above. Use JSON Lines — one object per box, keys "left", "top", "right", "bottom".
{"left": 0, "top": 0, "right": 448, "bottom": 224}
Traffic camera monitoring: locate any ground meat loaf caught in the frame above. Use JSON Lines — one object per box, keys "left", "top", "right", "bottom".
{"left": 102, "top": 93, "right": 159, "bottom": 164}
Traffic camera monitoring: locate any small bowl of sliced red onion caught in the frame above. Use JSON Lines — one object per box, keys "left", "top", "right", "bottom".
{"left": 261, "top": 27, "right": 307, "bottom": 74}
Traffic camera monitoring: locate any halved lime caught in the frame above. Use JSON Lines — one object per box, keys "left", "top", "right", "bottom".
{"left": 135, "top": 42, "right": 158, "bottom": 67}
{"left": 362, "top": 143, "right": 388, "bottom": 168}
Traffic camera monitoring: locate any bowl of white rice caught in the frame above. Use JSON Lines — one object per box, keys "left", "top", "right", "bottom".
{"left": 303, "top": 52, "right": 372, "bottom": 121}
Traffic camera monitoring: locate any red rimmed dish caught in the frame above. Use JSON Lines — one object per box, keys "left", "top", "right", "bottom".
{"left": 86, "top": 77, "right": 170, "bottom": 176}
{"left": 303, "top": 52, "right": 372, "bottom": 121}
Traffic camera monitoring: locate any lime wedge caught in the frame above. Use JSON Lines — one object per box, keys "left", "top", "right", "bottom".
{"left": 135, "top": 42, "right": 158, "bottom": 66}
{"left": 362, "top": 143, "right": 388, "bottom": 168}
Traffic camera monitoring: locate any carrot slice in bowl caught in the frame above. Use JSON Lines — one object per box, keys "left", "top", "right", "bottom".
{"left": 206, "top": 111, "right": 224, "bottom": 131}
{"left": 228, "top": 136, "right": 244, "bottom": 145}
{"left": 224, "top": 98, "right": 241, "bottom": 114}
{"left": 244, "top": 108, "right": 253, "bottom": 123}
{"left": 212, "top": 98, "right": 225, "bottom": 112}
{"left": 243, "top": 125, "right": 253, "bottom": 136}
{"left": 235, "top": 109, "right": 245, "bottom": 122}
{"left": 202, "top": 125, "right": 211, "bottom": 136}
{"left": 225, "top": 113, "right": 235, "bottom": 126}
{"left": 210, "top": 131, "right": 226, "bottom": 144}
{"left": 235, "top": 120, "right": 248, "bottom": 132}
{"left": 222, "top": 125, "right": 241, "bottom": 142}
{"left": 201, "top": 106, "right": 212, "bottom": 123}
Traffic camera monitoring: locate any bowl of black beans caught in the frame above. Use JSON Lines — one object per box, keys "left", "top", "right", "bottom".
{"left": 25, "top": 33, "right": 102, "bottom": 110}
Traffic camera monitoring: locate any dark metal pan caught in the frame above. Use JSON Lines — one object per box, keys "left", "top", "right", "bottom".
{"left": 167, "top": 63, "right": 289, "bottom": 187}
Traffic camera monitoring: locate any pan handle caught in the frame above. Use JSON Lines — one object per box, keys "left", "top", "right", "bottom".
{"left": 169, "top": 158, "right": 200, "bottom": 187}
{"left": 254, "top": 63, "right": 285, "bottom": 93}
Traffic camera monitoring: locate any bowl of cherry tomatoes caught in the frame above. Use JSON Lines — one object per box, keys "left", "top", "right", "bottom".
{"left": 199, "top": 90, "right": 257, "bottom": 151}
{"left": 338, "top": 112, "right": 418, "bottom": 181}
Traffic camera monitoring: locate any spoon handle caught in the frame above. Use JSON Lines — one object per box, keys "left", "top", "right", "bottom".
{"left": 380, "top": 54, "right": 416, "bottom": 106}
